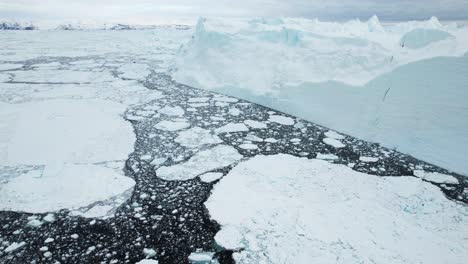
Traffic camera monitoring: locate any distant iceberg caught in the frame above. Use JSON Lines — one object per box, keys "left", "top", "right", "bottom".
{"left": 172, "top": 16, "right": 468, "bottom": 176}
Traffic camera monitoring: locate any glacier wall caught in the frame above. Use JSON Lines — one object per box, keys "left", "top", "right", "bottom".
{"left": 172, "top": 16, "right": 468, "bottom": 176}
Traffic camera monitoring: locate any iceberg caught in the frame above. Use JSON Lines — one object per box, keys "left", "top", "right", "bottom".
{"left": 173, "top": 16, "right": 468, "bottom": 176}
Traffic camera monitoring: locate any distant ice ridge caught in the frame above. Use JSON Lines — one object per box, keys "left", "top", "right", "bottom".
{"left": 173, "top": 16, "right": 468, "bottom": 176}
{"left": 0, "top": 21, "right": 37, "bottom": 30}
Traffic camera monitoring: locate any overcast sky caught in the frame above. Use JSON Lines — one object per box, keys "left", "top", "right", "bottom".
{"left": 1, "top": 0, "right": 468, "bottom": 24}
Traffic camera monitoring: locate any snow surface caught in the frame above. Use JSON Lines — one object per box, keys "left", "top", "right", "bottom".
{"left": 156, "top": 145, "right": 242, "bottom": 181}
{"left": 173, "top": 17, "right": 468, "bottom": 176}
{"left": 206, "top": 154, "right": 468, "bottom": 263}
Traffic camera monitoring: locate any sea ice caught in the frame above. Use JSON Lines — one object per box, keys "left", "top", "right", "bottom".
{"left": 322, "top": 138, "right": 345, "bottom": 148}
{"left": 175, "top": 127, "right": 222, "bottom": 148}
{"left": 206, "top": 154, "right": 468, "bottom": 263}
{"left": 159, "top": 106, "right": 185, "bottom": 116}
{"left": 244, "top": 120, "right": 267, "bottom": 129}
{"left": 0, "top": 164, "right": 135, "bottom": 213}
{"left": 414, "top": 170, "right": 459, "bottom": 184}
{"left": 156, "top": 145, "right": 242, "bottom": 181}
{"left": 155, "top": 120, "right": 190, "bottom": 131}
{"left": 118, "top": 63, "right": 151, "bottom": 80}
{"left": 268, "top": 115, "right": 295, "bottom": 126}
{"left": 215, "top": 123, "right": 249, "bottom": 134}
{"left": 199, "top": 172, "right": 224, "bottom": 183}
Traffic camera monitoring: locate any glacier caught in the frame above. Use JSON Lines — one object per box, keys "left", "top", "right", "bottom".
{"left": 172, "top": 16, "right": 468, "bottom": 176}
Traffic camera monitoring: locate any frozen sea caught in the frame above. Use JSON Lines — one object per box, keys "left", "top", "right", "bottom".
{"left": 0, "top": 22, "right": 467, "bottom": 264}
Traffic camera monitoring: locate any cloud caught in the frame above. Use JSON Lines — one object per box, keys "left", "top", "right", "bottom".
{"left": 0, "top": 0, "right": 467, "bottom": 23}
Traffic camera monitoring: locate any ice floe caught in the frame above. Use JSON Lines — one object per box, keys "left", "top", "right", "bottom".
{"left": 323, "top": 137, "right": 346, "bottom": 148}
{"left": 414, "top": 170, "right": 459, "bottom": 184}
{"left": 156, "top": 145, "right": 242, "bottom": 181}
{"left": 206, "top": 154, "right": 468, "bottom": 263}
{"left": 215, "top": 123, "right": 249, "bottom": 134}
{"left": 155, "top": 119, "right": 190, "bottom": 131}
{"left": 244, "top": 120, "right": 267, "bottom": 129}
{"left": 268, "top": 115, "right": 295, "bottom": 126}
{"left": 175, "top": 127, "right": 222, "bottom": 148}
{"left": 199, "top": 172, "right": 224, "bottom": 183}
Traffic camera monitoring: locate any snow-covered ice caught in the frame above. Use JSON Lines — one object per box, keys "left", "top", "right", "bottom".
{"left": 268, "top": 115, "right": 295, "bottom": 126}
{"left": 156, "top": 145, "right": 242, "bottom": 181}
{"left": 215, "top": 123, "right": 249, "bottom": 134}
{"left": 175, "top": 127, "right": 222, "bottom": 148}
{"left": 173, "top": 17, "right": 468, "bottom": 176}
{"left": 244, "top": 120, "right": 267, "bottom": 129}
{"left": 206, "top": 154, "right": 468, "bottom": 264}
{"left": 414, "top": 170, "right": 459, "bottom": 184}
{"left": 118, "top": 63, "right": 151, "bottom": 80}
{"left": 199, "top": 172, "right": 224, "bottom": 183}
{"left": 136, "top": 260, "right": 159, "bottom": 264}
{"left": 155, "top": 119, "right": 190, "bottom": 131}
{"left": 159, "top": 106, "right": 185, "bottom": 116}
{"left": 322, "top": 137, "right": 345, "bottom": 148}
{"left": 0, "top": 163, "right": 135, "bottom": 213}
{"left": 359, "top": 156, "right": 380, "bottom": 163}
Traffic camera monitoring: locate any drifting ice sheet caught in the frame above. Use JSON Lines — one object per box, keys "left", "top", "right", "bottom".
{"left": 0, "top": 99, "right": 136, "bottom": 214}
{"left": 156, "top": 145, "right": 242, "bottom": 181}
{"left": 206, "top": 154, "right": 468, "bottom": 263}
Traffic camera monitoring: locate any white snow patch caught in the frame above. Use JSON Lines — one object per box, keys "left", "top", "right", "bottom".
{"left": 414, "top": 170, "right": 459, "bottom": 184}
{"left": 175, "top": 127, "right": 222, "bottom": 148}
{"left": 206, "top": 154, "right": 468, "bottom": 264}
{"left": 156, "top": 145, "right": 242, "bottom": 181}
{"left": 268, "top": 115, "right": 295, "bottom": 126}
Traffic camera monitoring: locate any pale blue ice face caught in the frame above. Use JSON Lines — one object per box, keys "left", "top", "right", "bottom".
{"left": 1, "top": 0, "right": 468, "bottom": 22}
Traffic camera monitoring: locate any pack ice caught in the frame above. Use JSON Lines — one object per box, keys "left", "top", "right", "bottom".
{"left": 173, "top": 16, "right": 468, "bottom": 176}
{"left": 206, "top": 154, "right": 468, "bottom": 264}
